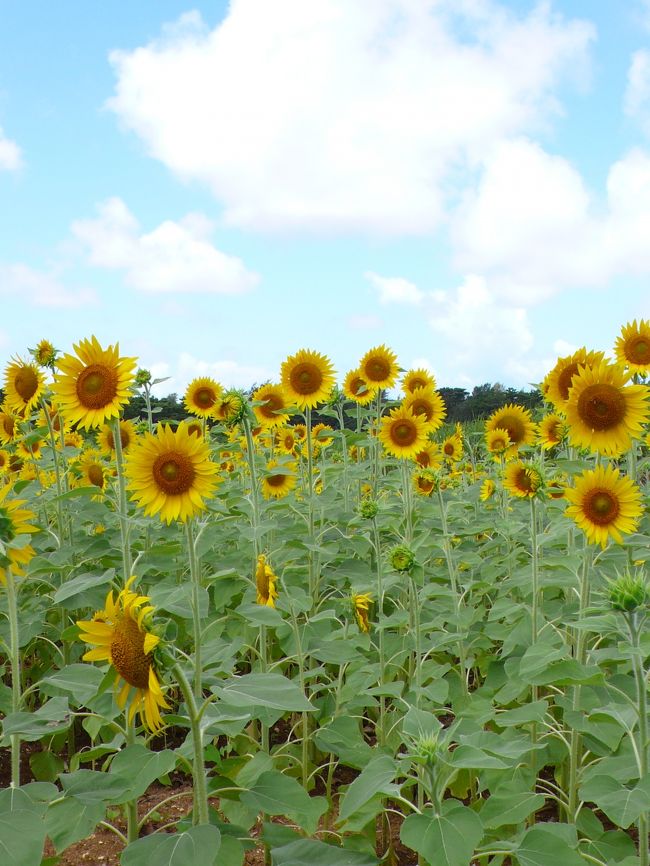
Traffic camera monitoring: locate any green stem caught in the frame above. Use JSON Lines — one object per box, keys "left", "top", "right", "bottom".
{"left": 372, "top": 518, "right": 387, "bottom": 747}
{"left": 288, "top": 602, "right": 309, "bottom": 788}
{"left": 627, "top": 612, "right": 648, "bottom": 866}
{"left": 185, "top": 520, "right": 203, "bottom": 700}
{"left": 436, "top": 486, "right": 468, "bottom": 694}
{"left": 124, "top": 719, "right": 139, "bottom": 842}
{"left": 5, "top": 567, "right": 21, "bottom": 786}
{"left": 172, "top": 661, "right": 210, "bottom": 825}
{"left": 112, "top": 417, "right": 132, "bottom": 580}
{"left": 529, "top": 497, "right": 540, "bottom": 771}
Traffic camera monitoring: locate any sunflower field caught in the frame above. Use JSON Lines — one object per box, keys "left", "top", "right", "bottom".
{"left": 0, "top": 329, "right": 649, "bottom": 866}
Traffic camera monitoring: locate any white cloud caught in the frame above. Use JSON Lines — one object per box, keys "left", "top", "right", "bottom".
{"left": 0, "top": 264, "right": 96, "bottom": 307}
{"left": 365, "top": 271, "right": 424, "bottom": 305}
{"left": 72, "top": 197, "right": 259, "bottom": 294}
{"left": 0, "top": 127, "right": 22, "bottom": 172}
{"left": 452, "top": 139, "right": 650, "bottom": 302}
{"left": 553, "top": 338, "right": 577, "bottom": 356}
{"left": 625, "top": 50, "right": 650, "bottom": 134}
{"left": 347, "top": 313, "right": 383, "bottom": 330}
{"left": 107, "top": 1, "right": 593, "bottom": 234}
{"left": 148, "top": 352, "right": 273, "bottom": 396}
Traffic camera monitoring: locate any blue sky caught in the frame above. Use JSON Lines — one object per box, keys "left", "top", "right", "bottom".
{"left": 2, "top": 0, "right": 650, "bottom": 396}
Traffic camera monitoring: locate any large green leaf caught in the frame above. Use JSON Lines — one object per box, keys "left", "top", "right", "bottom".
{"left": 338, "top": 755, "right": 398, "bottom": 822}
{"left": 312, "top": 716, "right": 374, "bottom": 770}
{"left": 480, "top": 792, "right": 546, "bottom": 829}
{"left": 213, "top": 673, "right": 315, "bottom": 712}
{"left": 58, "top": 769, "right": 132, "bottom": 803}
{"left": 45, "top": 797, "right": 106, "bottom": 852}
{"left": 0, "top": 811, "right": 48, "bottom": 866}
{"left": 580, "top": 774, "right": 650, "bottom": 829}
{"left": 271, "top": 839, "right": 379, "bottom": 866}
{"left": 42, "top": 664, "right": 105, "bottom": 705}
{"left": 400, "top": 801, "right": 483, "bottom": 866}
{"left": 241, "top": 770, "right": 327, "bottom": 835}
{"left": 1, "top": 697, "right": 71, "bottom": 741}
{"left": 515, "top": 826, "right": 585, "bottom": 866}
{"left": 120, "top": 825, "right": 221, "bottom": 866}
{"left": 52, "top": 568, "right": 114, "bottom": 605}
{"left": 109, "top": 744, "right": 178, "bottom": 801}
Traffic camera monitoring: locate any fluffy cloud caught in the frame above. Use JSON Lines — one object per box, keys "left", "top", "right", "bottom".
{"left": 452, "top": 139, "right": 650, "bottom": 302}
{"left": 71, "top": 198, "right": 259, "bottom": 294}
{"left": 107, "top": 1, "right": 593, "bottom": 233}
{"left": 0, "top": 127, "right": 22, "bottom": 172}
{"left": 148, "top": 352, "right": 273, "bottom": 396}
{"left": 365, "top": 271, "right": 424, "bottom": 305}
{"left": 625, "top": 49, "right": 650, "bottom": 135}
{"left": 0, "top": 264, "right": 96, "bottom": 307}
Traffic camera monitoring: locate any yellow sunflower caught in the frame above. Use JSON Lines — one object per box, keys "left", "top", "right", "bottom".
{"left": 378, "top": 406, "right": 430, "bottom": 459}
{"left": 564, "top": 361, "right": 650, "bottom": 456}
{"left": 30, "top": 338, "right": 58, "bottom": 369}
{"left": 76, "top": 449, "right": 111, "bottom": 495}
{"left": 485, "top": 427, "right": 512, "bottom": 458}
{"left": 401, "top": 368, "right": 436, "bottom": 395}
{"left": 96, "top": 419, "right": 137, "bottom": 457}
{"left": 413, "top": 468, "right": 437, "bottom": 496}
{"left": 402, "top": 387, "right": 446, "bottom": 431}
{"left": 342, "top": 369, "right": 376, "bottom": 406}
{"left": 312, "top": 422, "right": 335, "bottom": 447}
{"left": 0, "top": 408, "right": 19, "bottom": 445}
{"left": 564, "top": 464, "right": 642, "bottom": 548}
{"left": 359, "top": 345, "right": 399, "bottom": 390}
{"left": 537, "top": 413, "right": 567, "bottom": 450}
{"left": 125, "top": 422, "right": 220, "bottom": 523}
{"left": 252, "top": 383, "right": 290, "bottom": 428}
{"left": 503, "top": 461, "right": 543, "bottom": 498}
{"left": 53, "top": 336, "right": 137, "bottom": 429}
{"left": 76, "top": 577, "right": 169, "bottom": 732}
{"left": 485, "top": 404, "right": 536, "bottom": 450}
{"left": 480, "top": 478, "right": 496, "bottom": 501}
{"left": 213, "top": 390, "right": 246, "bottom": 425}
{"left": 441, "top": 434, "right": 463, "bottom": 462}
{"left": 17, "top": 437, "right": 43, "bottom": 461}
{"left": 281, "top": 349, "right": 336, "bottom": 410}
{"left": 543, "top": 348, "right": 605, "bottom": 410}
{"left": 0, "top": 449, "right": 10, "bottom": 475}
{"left": 0, "top": 483, "right": 38, "bottom": 584}
{"left": 413, "top": 442, "right": 443, "bottom": 470}
{"left": 275, "top": 427, "right": 297, "bottom": 455}
{"left": 261, "top": 459, "right": 297, "bottom": 500}
{"left": 352, "top": 592, "right": 372, "bottom": 633}
{"left": 614, "top": 319, "right": 650, "bottom": 375}
{"left": 186, "top": 419, "right": 204, "bottom": 438}
{"left": 63, "top": 431, "right": 84, "bottom": 449}
{"left": 256, "top": 554, "right": 279, "bottom": 607}
{"left": 292, "top": 423, "right": 307, "bottom": 443}
{"left": 3, "top": 356, "right": 46, "bottom": 416}
{"left": 184, "top": 377, "right": 222, "bottom": 419}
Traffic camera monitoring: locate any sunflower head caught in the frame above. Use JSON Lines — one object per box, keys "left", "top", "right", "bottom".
{"left": 256, "top": 554, "right": 279, "bottom": 607}
{"left": 343, "top": 369, "right": 376, "bottom": 406}
{"left": 606, "top": 568, "right": 648, "bottom": 613}
{"left": 97, "top": 419, "right": 137, "bottom": 457}
{"left": 503, "top": 460, "right": 543, "bottom": 498}
{"left": 312, "top": 422, "right": 335, "bottom": 447}
{"left": 281, "top": 349, "right": 336, "bottom": 410}
{"left": 615, "top": 319, "right": 650, "bottom": 375}
{"left": 485, "top": 427, "right": 512, "bottom": 458}
{"left": 359, "top": 345, "right": 399, "bottom": 390}
{"left": 485, "top": 403, "right": 535, "bottom": 450}
{"left": 402, "top": 387, "right": 446, "bottom": 430}
{"left": 379, "top": 406, "right": 430, "bottom": 459}
{"left": 252, "top": 383, "right": 290, "bottom": 428}
{"left": 213, "top": 390, "right": 247, "bottom": 426}
{"left": 413, "top": 443, "right": 442, "bottom": 470}
{"left": 184, "top": 377, "right": 222, "bottom": 419}
{"left": 389, "top": 544, "right": 415, "bottom": 573}
{"left": 543, "top": 348, "right": 605, "bottom": 410}
{"left": 537, "top": 414, "right": 567, "bottom": 450}
{"left": 0, "top": 483, "right": 38, "bottom": 584}
{"left": 30, "top": 339, "right": 59, "bottom": 369}
{"left": 0, "top": 408, "right": 20, "bottom": 445}
{"left": 480, "top": 478, "right": 496, "bottom": 501}
{"left": 351, "top": 592, "right": 372, "bottom": 632}
{"left": 413, "top": 468, "right": 438, "bottom": 496}
{"left": 441, "top": 434, "right": 463, "bottom": 462}
{"left": 564, "top": 463, "right": 642, "bottom": 548}
{"left": 261, "top": 459, "right": 297, "bottom": 500}
{"left": 3, "top": 356, "right": 46, "bottom": 416}
{"left": 401, "top": 368, "right": 436, "bottom": 394}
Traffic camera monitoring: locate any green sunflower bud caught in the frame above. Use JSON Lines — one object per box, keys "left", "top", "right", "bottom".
{"left": 135, "top": 368, "right": 152, "bottom": 387}
{"left": 607, "top": 569, "right": 648, "bottom": 612}
{"left": 390, "top": 544, "right": 415, "bottom": 573}
{"left": 359, "top": 498, "right": 379, "bottom": 519}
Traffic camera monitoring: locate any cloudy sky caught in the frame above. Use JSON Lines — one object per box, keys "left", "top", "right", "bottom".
{"left": 1, "top": 0, "right": 650, "bottom": 395}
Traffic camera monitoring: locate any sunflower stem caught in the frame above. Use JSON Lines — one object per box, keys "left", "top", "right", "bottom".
{"left": 436, "top": 486, "right": 468, "bottom": 694}
{"left": 5, "top": 566, "right": 22, "bottom": 786}
{"left": 112, "top": 417, "right": 132, "bottom": 580}
{"left": 371, "top": 517, "right": 387, "bottom": 747}
{"left": 124, "top": 719, "right": 139, "bottom": 842}
{"left": 171, "top": 661, "right": 210, "bottom": 826}
{"left": 185, "top": 520, "right": 204, "bottom": 701}
{"left": 530, "top": 496, "right": 540, "bottom": 771}
{"left": 626, "top": 611, "right": 649, "bottom": 866}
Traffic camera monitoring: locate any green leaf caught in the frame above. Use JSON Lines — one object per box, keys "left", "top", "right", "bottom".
{"left": 120, "top": 825, "right": 221, "bottom": 866}
{"left": 312, "top": 716, "right": 374, "bottom": 770}
{"left": 0, "top": 810, "right": 48, "bottom": 866}
{"left": 109, "top": 744, "right": 178, "bottom": 802}
{"left": 241, "top": 770, "right": 327, "bottom": 835}
{"left": 29, "top": 750, "right": 64, "bottom": 782}
{"left": 400, "top": 801, "right": 483, "bottom": 866}
{"left": 449, "top": 745, "right": 510, "bottom": 769}
{"left": 0, "top": 786, "right": 45, "bottom": 815}
{"left": 579, "top": 774, "right": 650, "bottom": 829}
{"left": 58, "top": 769, "right": 131, "bottom": 804}
{"left": 495, "top": 701, "right": 549, "bottom": 727}
{"left": 271, "top": 839, "right": 379, "bottom": 866}
{"left": 150, "top": 581, "right": 209, "bottom": 619}
{"left": 213, "top": 673, "right": 315, "bottom": 713}
{"left": 515, "top": 826, "right": 585, "bottom": 866}
{"left": 1, "top": 697, "right": 71, "bottom": 741}
{"left": 52, "top": 568, "right": 114, "bottom": 605}
{"left": 338, "top": 755, "right": 398, "bottom": 822}
{"left": 45, "top": 796, "right": 106, "bottom": 852}
{"left": 480, "top": 792, "right": 546, "bottom": 829}
{"left": 42, "top": 664, "right": 105, "bottom": 705}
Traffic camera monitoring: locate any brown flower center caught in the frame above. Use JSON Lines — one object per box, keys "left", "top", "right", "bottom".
{"left": 1, "top": 416, "right": 15, "bottom": 437}
{"left": 584, "top": 489, "right": 619, "bottom": 525}
{"left": 194, "top": 387, "right": 217, "bottom": 409}
{"left": 261, "top": 392, "right": 284, "bottom": 418}
{"left": 515, "top": 469, "right": 534, "bottom": 494}
{"left": 410, "top": 399, "right": 433, "bottom": 421}
{"left": 576, "top": 384, "right": 626, "bottom": 431}
{"left": 408, "top": 377, "right": 428, "bottom": 391}
{"left": 443, "top": 442, "right": 455, "bottom": 456}
{"left": 627, "top": 337, "right": 650, "bottom": 364}
{"left": 416, "top": 451, "right": 431, "bottom": 467}
{"left": 267, "top": 473, "right": 287, "bottom": 488}
{"left": 557, "top": 362, "right": 580, "bottom": 401}
{"left": 87, "top": 464, "right": 105, "bottom": 488}
{"left": 392, "top": 420, "right": 417, "bottom": 446}
{"left": 365, "top": 359, "right": 390, "bottom": 382}
{"left": 76, "top": 364, "right": 118, "bottom": 409}
{"left": 14, "top": 367, "right": 39, "bottom": 403}
{"left": 152, "top": 451, "right": 196, "bottom": 495}
{"left": 290, "top": 363, "right": 322, "bottom": 396}
{"left": 498, "top": 414, "right": 525, "bottom": 445}
{"left": 417, "top": 478, "right": 434, "bottom": 493}
{"left": 110, "top": 615, "right": 150, "bottom": 689}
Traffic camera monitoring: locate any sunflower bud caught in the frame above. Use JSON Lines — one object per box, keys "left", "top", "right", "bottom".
{"left": 390, "top": 544, "right": 415, "bottom": 573}
{"left": 135, "top": 368, "right": 152, "bottom": 387}
{"left": 607, "top": 570, "right": 648, "bottom": 612}
{"left": 413, "top": 732, "right": 443, "bottom": 767}
{"left": 359, "top": 497, "right": 379, "bottom": 519}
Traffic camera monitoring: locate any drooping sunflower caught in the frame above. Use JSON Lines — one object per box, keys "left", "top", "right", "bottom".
{"left": 352, "top": 592, "right": 372, "bottom": 633}
{"left": 213, "top": 390, "right": 246, "bottom": 425}
{"left": 342, "top": 369, "right": 376, "bottom": 406}
{"left": 480, "top": 478, "right": 496, "bottom": 501}
{"left": 485, "top": 404, "right": 536, "bottom": 450}
{"left": 614, "top": 319, "right": 650, "bottom": 376}
{"left": 485, "top": 427, "right": 512, "bottom": 459}
{"left": 3, "top": 356, "right": 46, "bottom": 416}
{"left": 413, "top": 442, "right": 443, "bottom": 470}
{"left": 0, "top": 483, "right": 38, "bottom": 584}
{"left": 564, "top": 464, "right": 642, "bottom": 548}
{"left": 564, "top": 361, "right": 650, "bottom": 456}
{"left": 256, "top": 554, "right": 279, "bottom": 607}
{"left": 63, "top": 431, "right": 84, "bottom": 449}
{"left": 125, "top": 422, "right": 220, "bottom": 523}
{"left": 401, "top": 368, "right": 436, "bottom": 395}
{"left": 402, "top": 388, "right": 446, "bottom": 431}
{"left": 281, "top": 349, "right": 336, "bottom": 411}
{"left": 537, "top": 413, "right": 567, "bottom": 450}
{"left": 503, "top": 461, "right": 543, "bottom": 498}
{"left": 0, "top": 408, "right": 19, "bottom": 445}
{"left": 378, "top": 406, "right": 430, "bottom": 459}
{"left": 261, "top": 459, "right": 297, "bottom": 500}
{"left": 359, "top": 345, "right": 399, "bottom": 390}
{"left": 543, "top": 348, "right": 605, "bottom": 410}
{"left": 76, "top": 577, "right": 169, "bottom": 732}
{"left": 184, "top": 377, "right": 222, "bottom": 419}
{"left": 97, "top": 419, "right": 137, "bottom": 458}
{"left": 252, "top": 383, "right": 290, "bottom": 428}
{"left": 52, "top": 336, "right": 137, "bottom": 429}
{"left": 441, "top": 434, "right": 463, "bottom": 463}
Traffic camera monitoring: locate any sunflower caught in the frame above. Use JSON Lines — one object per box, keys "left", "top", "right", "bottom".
{"left": 76, "top": 577, "right": 169, "bottom": 732}
{"left": 348, "top": 444, "right": 366, "bottom": 462}
{"left": 342, "top": 369, "right": 376, "bottom": 406}
{"left": 352, "top": 592, "right": 372, "bottom": 633}
{"left": 441, "top": 434, "right": 463, "bottom": 462}
{"left": 537, "top": 413, "right": 567, "bottom": 450}
{"left": 213, "top": 390, "right": 246, "bottom": 425}
{"left": 3, "top": 356, "right": 46, "bottom": 416}
{"left": 97, "top": 419, "right": 137, "bottom": 457}
{"left": 0, "top": 408, "right": 19, "bottom": 445}
{"left": 252, "top": 383, "right": 290, "bottom": 428}
{"left": 256, "top": 554, "right": 279, "bottom": 607}
{"left": 503, "top": 461, "right": 543, "bottom": 498}
{"left": 17, "top": 437, "right": 43, "bottom": 461}
{"left": 0, "top": 449, "right": 9, "bottom": 475}
{"left": 184, "top": 377, "right": 222, "bottom": 419}
{"left": 359, "top": 345, "right": 399, "bottom": 390}
{"left": 378, "top": 406, "right": 430, "bottom": 459}
{"left": 413, "top": 469, "right": 437, "bottom": 496}
{"left": 485, "top": 427, "right": 512, "bottom": 458}
{"left": 401, "top": 368, "right": 436, "bottom": 395}
{"left": 485, "top": 404, "right": 536, "bottom": 450}
{"left": 292, "top": 423, "right": 307, "bottom": 443}
{"left": 30, "top": 338, "right": 58, "bottom": 369}
{"left": 125, "top": 422, "right": 220, "bottom": 523}
{"left": 544, "top": 348, "right": 605, "bottom": 410}
{"left": 63, "top": 431, "right": 84, "bottom": 449}
{"left": 402, "top": 388, "right": 446, "bottom": 431}
{"left": 413, "top": 442, "right": 443, "bottom": 470}
{"left": 480, "top": 478, "right": 496, "bottom": 501}
{"left": 38, "top": 401, "right": 68, "bottom": 436}
{"left": 275, "top": 427, "right": 297, "bottom": 455}
{"left": 564, "top": 464, "right": 642, "bottom": 548}
{"left": 281, "top": 349, "right": 336, "bottom": 410}
{"left": 186, "top": 420, "right": 203, "bottom": 438}
{"left": 53, "top": 336, "right": 136, "bottom": 429}
{"left": 0, "top": 483, "right": 38, "bottom": 584}
{"left": 547, "top": 476, "right": 567, "bottom": 500}
{"left": 615, "top": 319, "right": 650, "bottom": 375}
{"left": 312, "top": 423, "right": 335, "bottom": 447}
{"left": 76, "top": 449, "right": 111, "bottom": 495}
{"left": 261, "top": 459, "right": 297, "bottom": 500}
{"left": 564, "top": 361, "right": 650, "bottom": 456}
